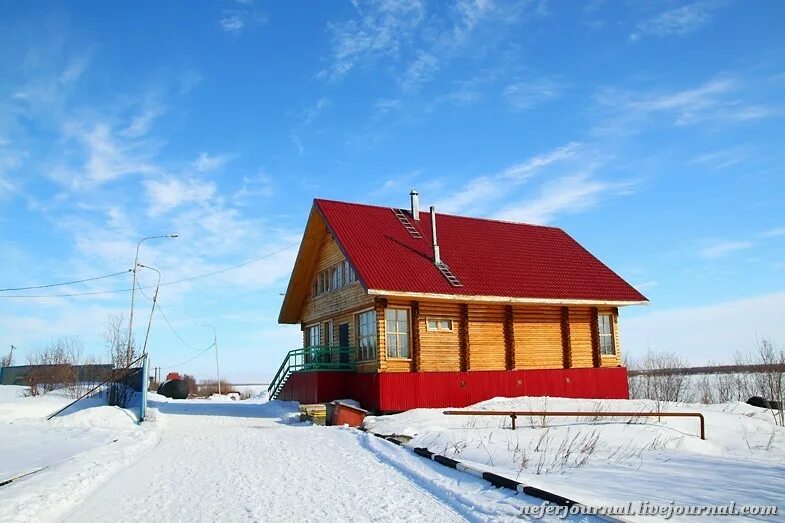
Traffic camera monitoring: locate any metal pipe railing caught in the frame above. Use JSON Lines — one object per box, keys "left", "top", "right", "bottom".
{"left": 443, "top": 410, "right": 706, "bottom": 440}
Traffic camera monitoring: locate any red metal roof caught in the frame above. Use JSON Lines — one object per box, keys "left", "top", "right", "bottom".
{"left": 314, "top": 198, "right": 647, "bottom": 304}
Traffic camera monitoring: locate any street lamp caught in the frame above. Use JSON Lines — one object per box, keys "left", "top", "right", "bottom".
{"left": 137, "top": 264, "right": 161, "bottom": 357}
{"left": 127, "top": 234, "right": 178, "bottom": 366}
{"left": 198, "top": 323, "right": 221, "bottom": 395}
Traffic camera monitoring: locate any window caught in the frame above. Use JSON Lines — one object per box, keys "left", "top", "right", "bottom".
{"left": 426, "top": 318, "right": 453, "bottom": 332}
{"left": 312, "top": 261, "right": 357, "bottom": 298}
{"left": 323, "top": 320, "right": 334, "bottom": 347}
{"left": 331, "top": 265, "right": 343, "bottom": 289}
{"left": 598, "top": 314, "right": 615, "bottom": 356}
{"left": 357, "top": 310, "right": 377, "bottom": 361}
{"left": 305, "top": 324, "right": 321, "bottom": 348}
{"left": 385, "top": 308, "right": 410, "bottom": 358}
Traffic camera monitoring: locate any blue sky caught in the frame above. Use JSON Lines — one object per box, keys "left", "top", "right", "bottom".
{"left": 1, "top": 0, "right": 784, "bottom": 381}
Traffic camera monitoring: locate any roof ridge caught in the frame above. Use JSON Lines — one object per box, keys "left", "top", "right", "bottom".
{"left": 313, "top": 197, "right": 563, "bottom": 231}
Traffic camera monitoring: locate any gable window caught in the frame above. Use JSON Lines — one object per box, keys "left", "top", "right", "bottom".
{"left": 426, "top": 318, "right": 453, "bottom": 332}
{"left": 598, "top": 313, "right": 615, "bottom": 356}
{"left": 312, "top": 261, "right": 357, "bottom": 298}
{"left": 332, "top": 265, "right": 343, "bottom": 289}
{"left": 357, "top": 310, "right": 377, "bottom": 361}
{"left": 385, "top": 308, "right": 410, "bottom": 358}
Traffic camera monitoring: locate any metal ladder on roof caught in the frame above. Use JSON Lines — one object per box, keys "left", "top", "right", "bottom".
{"left": 436, "top": 262, "right": 463, "bottom": 287}
{"left": 392, "top": 208, "right": 423, "bottom": 239}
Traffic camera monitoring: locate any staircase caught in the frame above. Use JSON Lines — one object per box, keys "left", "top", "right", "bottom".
{"left": 268, "top": 346, "right": 356, "bottom": 400}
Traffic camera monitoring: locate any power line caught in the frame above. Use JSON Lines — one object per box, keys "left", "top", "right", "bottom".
{"left": 136, "top": 282, "right": 208, "bottom": 353}
{"left": 0, "top": 238, "right": 303, "bottom": 299}
{"left": 158, "top": 342, "right": 215, "bottom": 371}
{"left": 0, "top": 270, "right": 132, "bottom": 292}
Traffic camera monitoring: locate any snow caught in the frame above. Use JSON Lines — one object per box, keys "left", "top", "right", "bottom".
{"left": 0, "top": 386, "right": 158, "bottom": 522}
{"left": 0, "top": 386, "right": 583, "bottom": 522}
{"left": 4, "top": 384, "right": 781, "bottom": 522}
{"left": 364, "top": 396, "right": 785, "bottom": 520}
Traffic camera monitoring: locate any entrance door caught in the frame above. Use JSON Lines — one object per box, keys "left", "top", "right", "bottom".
{"left": 338, "top": 323, "right": 350, "bottom": 364}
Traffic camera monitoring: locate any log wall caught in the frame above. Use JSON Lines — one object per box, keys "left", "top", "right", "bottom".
{"left": 513, "top": 306, "right": 564, "bottom": 369}
{"left": 467, "top": 305, "right": 507, "bottom": 370}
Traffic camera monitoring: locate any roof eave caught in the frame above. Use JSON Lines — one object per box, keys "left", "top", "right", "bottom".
{"left": 366, "top": 289, "right": 649, "bottom": 307}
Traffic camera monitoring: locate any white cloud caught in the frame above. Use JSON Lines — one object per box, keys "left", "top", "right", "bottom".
{"left": 496, "top": 171, "right": 634, "bottom": 225}
{"left": 218, "top": 3, "right": 266, "bottom": 35}
{"left": 79, "top": 123, "right": 160, "bottom": 185}
{"left": 59, "top": 55, "right": 90, "bottom": 85}
{"left": 400, "top": 51, "right": 439, "bottom": 91}
{"left": 319, "top": 0, "right": 426, "bottom": 81}
{"left": 690, "top": 147, "right": 749, "bottom": 170}
{"left": 761, "top": 227, "right": 785, "bottom": 238}
{"left": 630, "top": 1, "right": 726, "bottom": 42}
{"left": 234, "top": 172, "right": 274, "bottom": 204}
{"left": 219, "top": 15, "right": 245, "bottom": 34}
{"left": 193, "top": 152, "right": 229, "bottom": 173}
{"left": 698, "top": 240, "right": 754, "bottom": 259}
{"left": 622, "top": 291, "right": 785, "bottom": 364}
{"left": 122, "top": 105, "right": 166, "bottom": 138}
{"left": 436, "top": 142, "right": 583, "bottom": 215}
{"left": 503, "top": 78, "right": 563, "bottom": 111}
{"left": 144, "top": 177, "right": 217, "bottom": 216}
{"left": 498, "top": 142, "right": 581, "bottom": 181}
{"left": 595, "top": 77, "right": 780, "bottom": 133}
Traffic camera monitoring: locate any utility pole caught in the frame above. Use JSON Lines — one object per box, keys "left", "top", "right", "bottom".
{"left": 199, "top": 324, "right": 221, "bottom": 395}
{"left": 137, "top": 264, "right": 161, "bottom": 357}
{"left": 127, "top": 234, "right": 178, "bottom": 366}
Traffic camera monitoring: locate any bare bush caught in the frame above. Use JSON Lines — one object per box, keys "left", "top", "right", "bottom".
{"left": 1, "top": 347, "right": 14, "bottom": 368}
{"left": 104, "top": 314, "right": 141, "bottom": 408}
{"left": 735, "top": 338, "right": 784, "bottom": 426}
{"left": 197, "top": 379, "right": 234, "bottom": 397}
{"left": 628, "top": 350, "right": 691, "bottom": 407}
{"left": 181, "top": 374, "right": 198, "bottom": 395}
{"left": 25, "top": 336, "right": 83, "bottom": 397}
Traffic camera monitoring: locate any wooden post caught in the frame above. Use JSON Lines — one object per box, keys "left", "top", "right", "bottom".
{"left": 411, "top": 301, "right": 421, "bottom": 372}
{"left": 459, "top": 304, "right": 469, "bottom": 371}
{"left": 590, "top": 307, "right": 601, "bottom": 368}
{"left": 504, "top": 305, "right": 515, "bottom": 370}
{"left": 561, "top": 306, "right": 572, "bottom": 369}
{"left": 375, "top": 297, "right": 388, "bottom": 371}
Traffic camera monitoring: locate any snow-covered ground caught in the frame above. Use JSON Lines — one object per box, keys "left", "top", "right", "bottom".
{"left": 3, "top": 385, "right": 782, "bottom": 522}
{"left": 0, "top": 386, "right": 159, "bottom": 521}
{"left": 364, "top": 397, "right": 785, "bottom": 521}
{"left": 0, "top": 386, "right": 592, "bottom": 522}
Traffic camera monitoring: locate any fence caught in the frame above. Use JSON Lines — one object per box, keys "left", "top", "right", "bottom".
{"left": 46, "top": 354, "right": 150, "bottom": 422}
{"left": 443, "top": 409, "right": 706, "bottom": 439}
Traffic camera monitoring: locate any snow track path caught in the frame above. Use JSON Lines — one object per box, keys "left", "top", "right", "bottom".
{"left": 63, "top": 400, "right": 553, "bottom": 522}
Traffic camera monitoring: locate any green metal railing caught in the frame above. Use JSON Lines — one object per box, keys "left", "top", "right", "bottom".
{"left": 268, "top": 346, "right": 356, "bottom": 400}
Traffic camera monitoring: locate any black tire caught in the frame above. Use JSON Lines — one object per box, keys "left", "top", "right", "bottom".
{"left": 157, "top": 379, "right": 189, "bottom": 400}
{"left": 747, "top": 396, "right": 772, "bottom": 409}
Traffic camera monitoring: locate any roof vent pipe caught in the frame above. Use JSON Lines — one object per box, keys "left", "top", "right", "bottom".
{"left": 430, "top": 205, "right": 440, "bottom": 264}
{"left": 410, "top": 190, "right": 420, "bottom": 221}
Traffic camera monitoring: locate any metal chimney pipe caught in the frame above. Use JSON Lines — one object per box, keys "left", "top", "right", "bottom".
{"left": 410, "top": 189, "right": 420, "bottom": 221}
{"left": 430, "top": 205, "right": 440, "bottom": 264}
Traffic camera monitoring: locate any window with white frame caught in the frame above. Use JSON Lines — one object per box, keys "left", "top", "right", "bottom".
{"left": 426, "top": 318, "right": 453, "bottom": 332}
{"left": 312, "top": 260, "right": 357, "bottom": 298}
{"left": 357, "top": 310, "right": 377, "bottom": 361}
{"left": 385, "top": 308, "right": 410, "bottom": 358}
{"left": 305, "top": 324, "right": 321, "bottom": 348}
{"left": 598, "top": 314, "right": 615, "bottom": 356}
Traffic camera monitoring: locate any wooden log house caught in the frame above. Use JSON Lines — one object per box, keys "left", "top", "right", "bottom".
{"left": 273, "top": 192, "right": 648, "bottom": 412}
